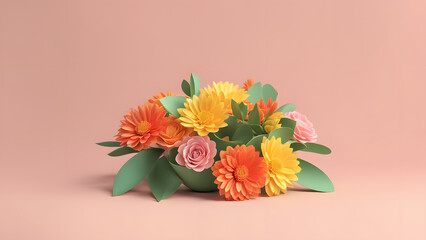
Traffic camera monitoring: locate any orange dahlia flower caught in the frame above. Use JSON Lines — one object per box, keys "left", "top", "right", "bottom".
{"left": 212, "top": 145, "right": 267, "bottom": 201}
{"left": 157, "top": 116, "right": 194, "bottom": 150}
{"left": 116, "top": 103, "right": 168, "bottom": 151}
{"left": 148, "top": 91, "right": 175, "bottom": 107}
{"left": 242, "top": 79, "right": 255, "bottom": 91}
{"left": 257, "top": 98, "right": 278, "bottom": 123}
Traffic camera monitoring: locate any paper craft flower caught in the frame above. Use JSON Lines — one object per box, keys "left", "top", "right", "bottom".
{"left": 263, "top": 112, "right": 283, "bottom": 133}
{"left": 116, "top": 103, "right": 168, "bottom": 151}
{"left": 261, "top": 137, "right": 301, "bottom": 196}
{"left": 212, "top": 145, "right": 267, "bottom": 201}
{"left": 242, "top": 79, "right": 255, "bottom": 91}
{"left": 156, "top": 116, "right": 194, "bottom": 150}
{"left": 178, "top": 92, "right": 228, "bottom": 136}
{"left": 98, "top": 73, "right": 334, "bottom": 202}
{"left": 201, "top": 81, "right": 248, "bottom": 112}
{"left": 148, "top": 91, "right": 175, "bottom": 107}
{"left": 176, "top": 136, "right": 217, "bottom": 172}
{"left": 284, "top": 111, "right": 317, "bottom": 143}
{"left": 257, "top": 98, "right": 279, "bottom": 123}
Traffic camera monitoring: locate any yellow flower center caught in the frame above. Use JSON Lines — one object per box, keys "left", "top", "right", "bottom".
{"left": 198, "top": 111, "right": 213, "bottom": 125}
{"left": 137, "top": 121, "right": 151, "bottom": 134}
{"left": 234, "top": 166, "right": 249, "bottom": 181}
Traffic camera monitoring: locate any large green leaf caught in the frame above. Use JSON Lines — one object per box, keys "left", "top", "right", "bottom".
{"left": 276, "top": 103, "right": 296, "bottom": 114}
{"left": 231, "top": 99, "right": 243, "bottom": 120}
{"left": 216, "top": 116, "right": 238, "bottom": 139}
{"left": 290, "top": 142, "right": 306, "bottom": 152}
{"left": 248, "top": 104, "right": 260, "bottom": 124}
{"left": 108, "top": 146, "right": 138, "bottom": 157}
{"left": 168, "top": 148, "right": 179, "bottom": 164}
{"left": 181, "top": 80, "right": 191, "bottom": 96}
{"left": 296, "top": 159, "right": 334, "bottom": 192}
{"left": 279, "top": 118, "right": 297, "bottom": 129}
{"left": 208, "top": 133, "right": 238, "bottom": 156}
{"left": 159, "top": 95, "right": 187, "bottom": 118}
{"left": 190, "top": 73, "right": 201, "bottom": 96}
{"left": 169, "top": 162, "right": 217, "bottom": 192}
{"left": 246, "top": 82, "right": 278, "bottom": 104}
{"left": 231, "top": 124, "right": 253, "bottom": 144}
{"left": 239, "top": 102, "right": 248, "bottom": 120}
{"left": 246, "top": 135, "right": 265, "bottom": 152}
{"left": 246, "top": 82, "right": 263, "bottom": 104}
{"left": 148, "top": 157, "right": 182, "bottom": 202}
{"left": 97, "top": 141, "right": 121, "bottom": 147}
{"left": 112, "top": 148, "right": 164, "bottom": 196}
{"left": 247, "top": 124, "right": 266, "bottom": 135}
{"left": 301, "top": 143, "right": 332, "bottom": 154}
{"left": 262, "top": 84, "right": 278, "bottom": 102}
{"left": 268, "top": 127, "right": 294, "bottom": 143}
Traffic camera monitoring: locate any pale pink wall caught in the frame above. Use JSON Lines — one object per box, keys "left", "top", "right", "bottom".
{"left": 1, "top": 0, "right": 425, "bottom": 239}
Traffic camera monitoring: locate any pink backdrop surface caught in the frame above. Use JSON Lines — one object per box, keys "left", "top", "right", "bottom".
{"left": 1, "top": 0, "right": 425, "bottom": 239}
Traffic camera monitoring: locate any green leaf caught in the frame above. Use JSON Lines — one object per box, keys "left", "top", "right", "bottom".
{"left": 159, "top": 95, "right": 187, "bottom": 118}
{"left": 280, "top": 118, "right": 297, "bottom": 129}
{"left": 231, "top": 124, "right": 253, "bottom": 144}
{"left": 247, "top": 124, "right": 266, "bottom": 135}
{"left": 246, "top": 135, "right": 265, "bottom": 152}
{"left": 231, "top": 99, "right": 243, "bottom": 120}
{"left": 181, "top": 80, "right": 191, "bottom": 96}
{"left": 112, "top": 148, "right": 164, "bottom": 196}
{"left": 301, "top": 143, "right": 332, "bottom": 154}
{"left": 239, "top": 102, "right": 248, "bottom": 120}
{"left": 168, "top": 148, "right": 178, "bottom": 165}
{"left": 216, "top": 116, "right": 238, "bottom": 139}
{"left": 208, "top": 133, "right": 238, "bottom": 157}
{"left": 246, "top": 82, "right": 278, "bottom": 104}
{"left": 190, "top": 73, "right": 201, "bottom": 96}
{"left": 248, "top": 104, "right": 260, "bottom": 124}
{"left": 108, "top": 146, "right": 138, "bottom": 157}
{"left": 296, "top": 159, "right": 334, "bottom": 192}
{"left": 148, "top": 157, "right": 182, "bottom": 202}
{"left": 246, "top": 82, "right": 263, "bottom": 104}
{"left": 97, "top": 141, "right": 121, "bottom": 147}
{"left": 262, "top": 84, "right": 278, "bottom": 102}
{"left": 268, "top": 127, "right": 294, "bottom": 143}
{"left": 290, "top": 142, "right": 306, "bottom": 152}
{"left": 169, "top": 162, "right": 217, "bottom": 192}
{"left": 276, "top": 103, "right": 296, "bottom": 114}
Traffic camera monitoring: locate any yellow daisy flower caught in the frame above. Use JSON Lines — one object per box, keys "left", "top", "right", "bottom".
{"left": 261, "top": 136, "right": 301, "bottom": 196}
{"left": 178, "top": 93, "right": 229, "bottom": 136}
{"left": 201, "top": 81, "right": 249, "bottom": 112}
{"left": 263, "top": 112, "right": 283, "bottom": 133}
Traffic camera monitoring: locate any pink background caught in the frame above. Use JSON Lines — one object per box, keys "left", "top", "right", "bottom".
{"left": 1, "top": 0, "right": 425, "bottom": 239}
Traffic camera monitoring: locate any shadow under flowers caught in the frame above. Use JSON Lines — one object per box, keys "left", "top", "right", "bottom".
{"left": 78, "top": 174, "right": 222, "bottom": 201}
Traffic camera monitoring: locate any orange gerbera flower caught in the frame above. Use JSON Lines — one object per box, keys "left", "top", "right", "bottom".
{"left": 257, "top": 98, "right": 278, "bottom": 123}
{"left": 116, "top": 103, "right": 168, "bottom": 151}
{"left": 148, "top": 91, "right": 175, "bottom": 107}
{"left": 212, "top": 145, "right": 267, "bottom": 201}
{"left": 157, "top": 116, "right": 194, "bottom": 150}
{"left": 242, "top": 79, "right": 255, "bottom": 91}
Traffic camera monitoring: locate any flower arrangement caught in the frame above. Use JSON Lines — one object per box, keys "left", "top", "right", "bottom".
{"left": 97, "top": 73, "right": 334, "bottom": 201}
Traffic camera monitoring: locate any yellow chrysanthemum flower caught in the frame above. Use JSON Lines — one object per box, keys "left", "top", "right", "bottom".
{"left": 201, "top": 81, "right": 249, "bottom": 112}
{"left": 178, "top": 93, "right": 229, "bottom": 136}
{"left": 263, "top": 112, "right": 283, "bottom": 133}
{"left": 261, "top": 136, "right": 301, "bottom": 196}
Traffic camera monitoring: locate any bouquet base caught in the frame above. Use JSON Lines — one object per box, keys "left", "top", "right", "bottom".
{"left": 169, "top": 162, "right": 218, "bottom": 192}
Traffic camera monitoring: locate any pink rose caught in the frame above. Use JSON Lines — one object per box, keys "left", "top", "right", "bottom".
{"left": 175, "top": 136, "right": 217, "bottom": 172}
{"left": 284, "top": 111, "right": 318, "bottom": 143}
